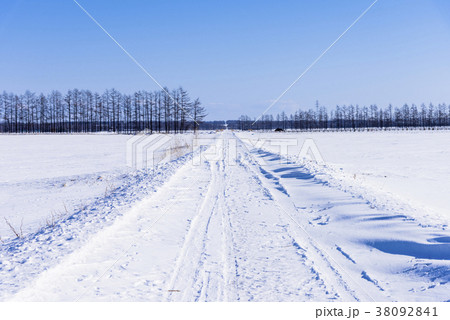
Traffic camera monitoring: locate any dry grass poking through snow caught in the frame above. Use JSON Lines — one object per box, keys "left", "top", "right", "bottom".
{"left": 4, "top": 217, "right": 23, "bottom": 239}
{"left": 153, "top": 135, "right": 194, "bottom": 165}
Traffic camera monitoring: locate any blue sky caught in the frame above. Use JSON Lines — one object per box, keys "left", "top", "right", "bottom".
{"left": 1, "top": 0, "right": 450, "bottom": 120}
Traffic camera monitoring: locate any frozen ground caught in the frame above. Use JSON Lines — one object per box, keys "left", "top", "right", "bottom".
{"left": 0, "top": 130, "right": 449, "bottom": 301}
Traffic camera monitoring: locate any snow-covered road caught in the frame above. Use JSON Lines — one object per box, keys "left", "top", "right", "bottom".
{"left": 2, "top": 132, "right": 450, "bottom": 301}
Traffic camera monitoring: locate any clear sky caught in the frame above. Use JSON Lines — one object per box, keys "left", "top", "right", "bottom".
{"left": 1, "top": 0, "right": 450, "bottom": 120}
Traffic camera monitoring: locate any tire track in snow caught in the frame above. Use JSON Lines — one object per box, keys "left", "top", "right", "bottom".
{"left": 164, "top": 147, "right": 238, "bottom": 301}
{"left": 213, "top": 137, "right": 338, "bottom": 301}
{"left": 235, "top": 134, "right": 377, "bottom": 301}
{"left": 163, "top": 159, "right": 221, "bottom": 301}
{"left": 192, "top": 159, "right": 235, "bottom": 301}
{"left": 166, "top": 134, "right": 349, "bottom": 301}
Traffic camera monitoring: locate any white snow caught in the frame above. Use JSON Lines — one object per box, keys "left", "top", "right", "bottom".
{"left": 0, "top": 130, "right": 449, "bottom": 301}
{"left": 0, "top": 134, "right": 129, "bottom": 240}
{"left": 0, "top": 133, "right": 201, "bottom": 240}
{"left": 237, "top": 130, "right": 450, "bottom": 227}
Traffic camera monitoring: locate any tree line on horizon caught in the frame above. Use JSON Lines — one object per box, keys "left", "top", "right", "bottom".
{"left": 0, "top": 88, "right": 207, "bottom": 133}
{"left": 234, "top": 101, "right": 450, "bottom": 131}
{"left": 2, "top": 92, "right": 450, "bottom": 133}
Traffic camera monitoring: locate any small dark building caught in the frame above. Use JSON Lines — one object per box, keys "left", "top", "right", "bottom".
{"left": 274, "top": 128, "right": 285, "bottom": 132}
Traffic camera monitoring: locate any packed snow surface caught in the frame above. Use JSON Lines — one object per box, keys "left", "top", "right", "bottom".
{"left": 0, "top": 130, "right": 449, "bottom": 301}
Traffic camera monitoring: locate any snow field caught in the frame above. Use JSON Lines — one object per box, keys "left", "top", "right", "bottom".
{"left": 0, "top": 130, "right": 449, "bottom": 301}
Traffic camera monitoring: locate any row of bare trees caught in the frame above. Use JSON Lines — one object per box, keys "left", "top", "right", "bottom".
{"left": 235, "top": 102, "right": 450, "bottom": 131}
{"left": 0, "top": 87, "right": 207, "bottom": 133}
